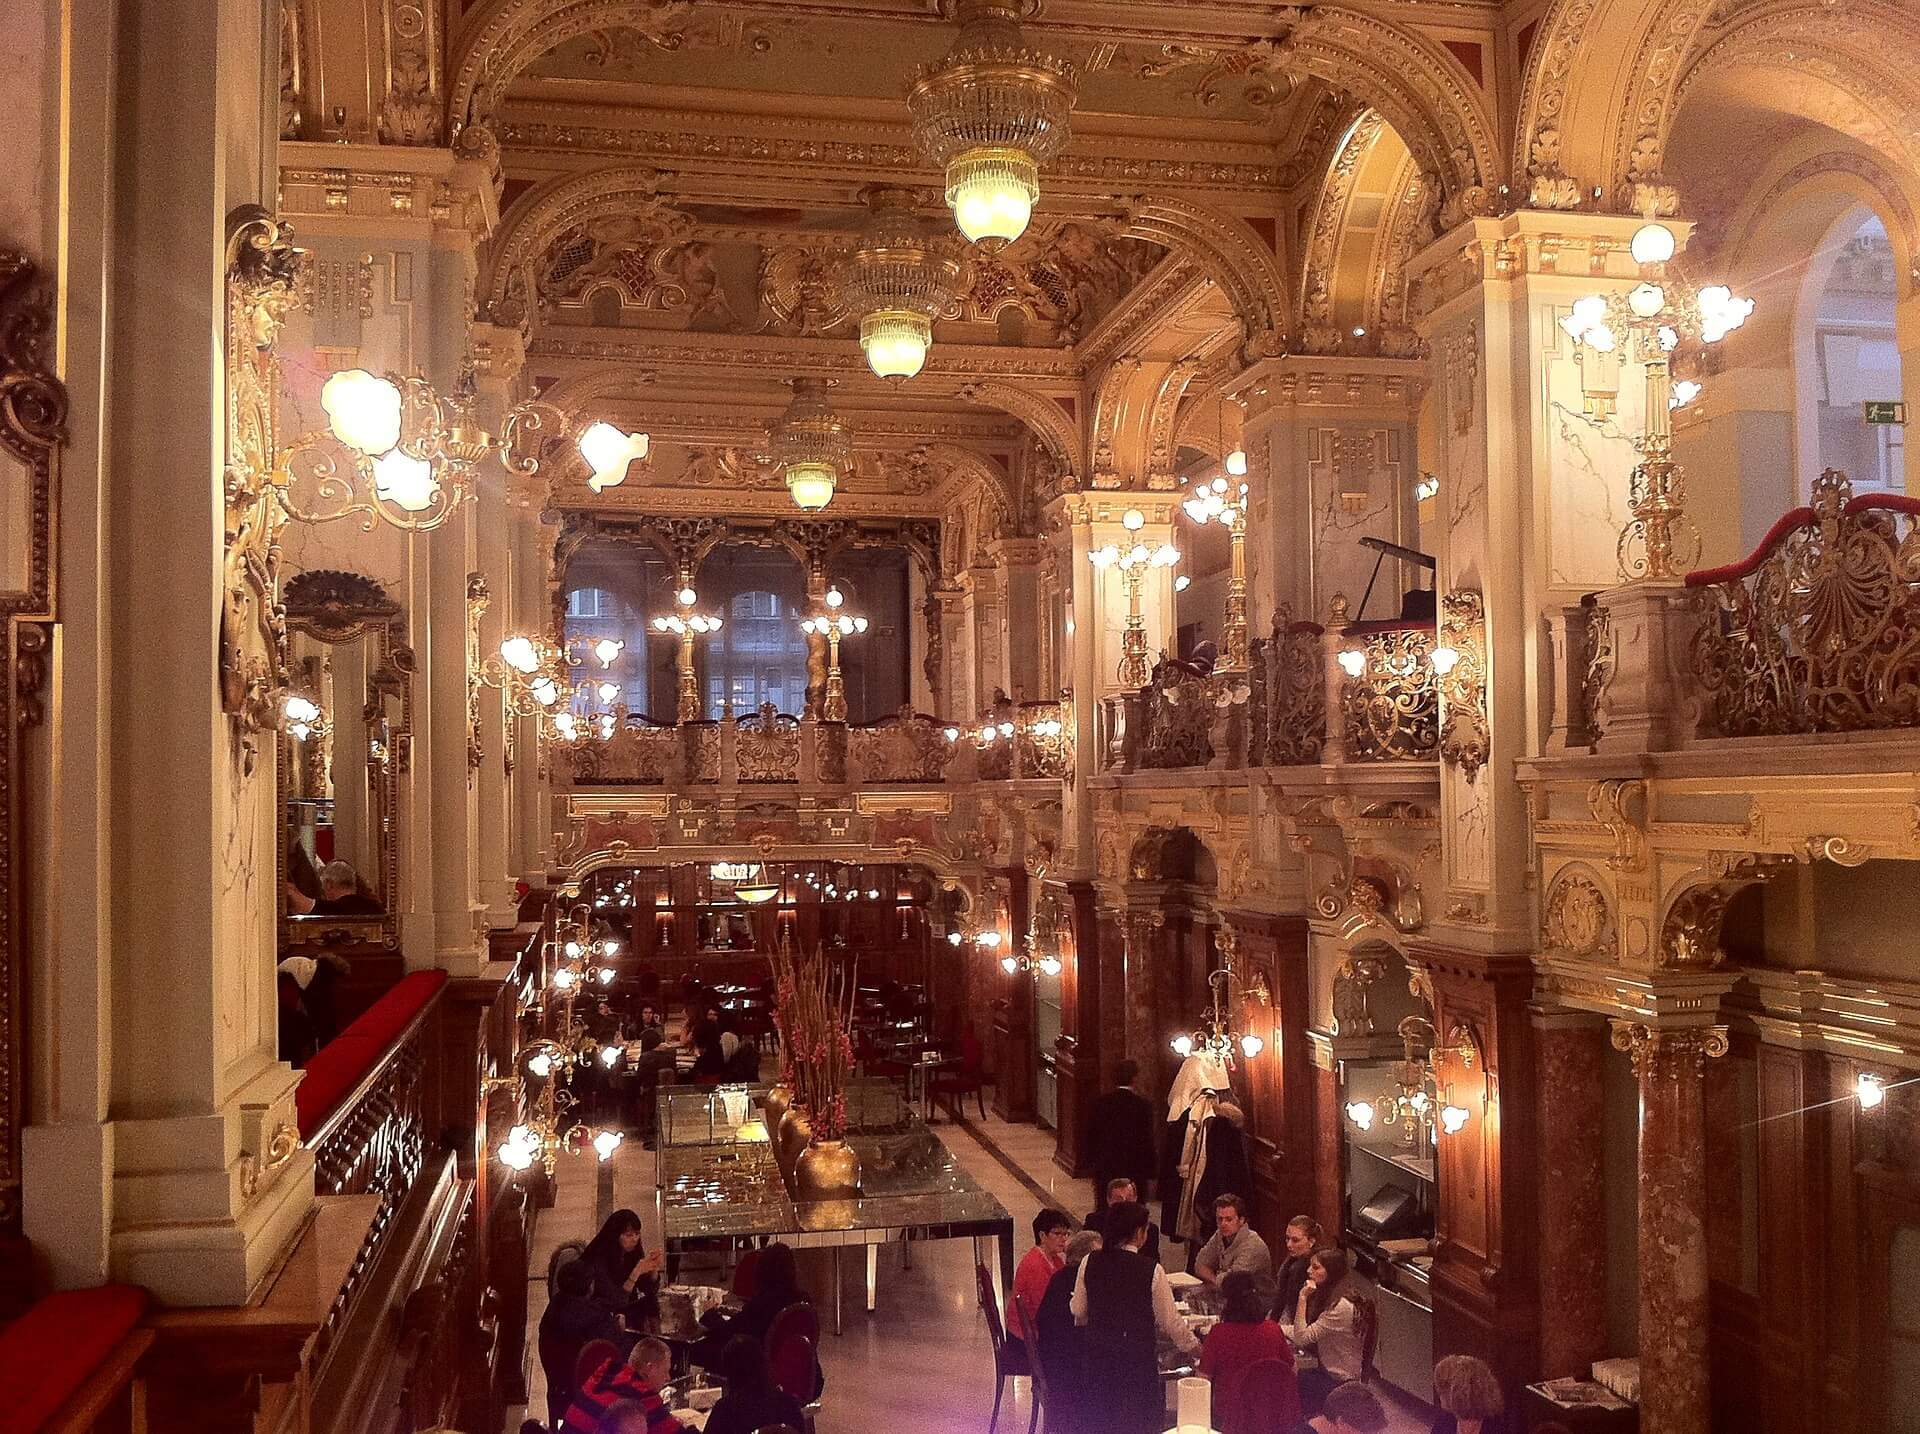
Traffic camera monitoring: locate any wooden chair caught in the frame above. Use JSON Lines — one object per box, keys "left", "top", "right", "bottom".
{"left": 731, "top": 1246, "right": 763, "bottom": 1302}
{"left": 976, "top": 1262, "right": 1031, "bottom": 1434}
{"left": 766, "top": 1300, "right": 823, "bottom": 1418}
{"left": 1015, "top": 1293, "right": 1048, "bottom": 1434}
{"left": 934, "top": 1037, "right": 991, "bottom": 1122}
{"left": 1233, "top": 1357, "right": 1303, "bottom": 1434}
{"left": 1351, "top": 1294, "right": 1380, "bottom": 1383}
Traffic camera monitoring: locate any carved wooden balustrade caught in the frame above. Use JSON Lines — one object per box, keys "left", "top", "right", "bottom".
{"left": 1687, "top": 469, "right": 1920, "bottom": 739}
{"left": 846, "top": 707, "right": 962, "bottom": 783}
{"left": 300, "top": 970, "right": 445, "bottom": 1380}
{"left": 1137, "top": 663, "right": 1220, "bottom": 769}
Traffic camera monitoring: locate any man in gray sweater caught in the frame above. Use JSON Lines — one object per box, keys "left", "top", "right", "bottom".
{"left": 1194, "top": 1194, "right": 1274, "bottom": 1303}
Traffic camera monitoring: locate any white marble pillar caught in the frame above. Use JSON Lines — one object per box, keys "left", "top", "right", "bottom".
{"left": 21, "top": 0, "right": 316, "bottom": 1305}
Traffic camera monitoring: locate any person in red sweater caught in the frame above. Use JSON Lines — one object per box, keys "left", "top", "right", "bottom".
{"left": 1199, "top": 1270, "right": 1300, "bottom": 1434}
{"left": 562, "top": 1336, "right": 682, "bottom": 1434}
{"left": 1009, "top": 1208, "right": 1072, "bottom": 1348}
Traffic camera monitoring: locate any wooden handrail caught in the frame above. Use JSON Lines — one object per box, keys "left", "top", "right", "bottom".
{"left": 301, "top": 970, "right": 447, "bottom": 1146}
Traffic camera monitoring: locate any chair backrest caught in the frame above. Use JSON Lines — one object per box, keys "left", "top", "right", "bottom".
{"left": 768, "top": 1331, "right": 816, "bottom": 1404}
{"left": 765, "top": 1299, "right": 821, "bottom": 1364}
{"left": 975, "top": 1263, "right": 1006, "bottom": 1351}
{"left": 547, "top": 1240, "right": 588, "bottom": 1299}
{"left": 1351, "top": 1293, "right": 1380, "bottom": 1383}
{"left": 1238, "top": 1357, "right": 1302, "bottom": 1434}
{"left": 1016, "top": 1294, "right": 1051, "bottom": 1407}
{"left": 574, "top": 1338, "right": 620, "bottom": 1390}
{"left": 732, "top": 1247, "right": 762, "bottom": 1301}
{"left": 753, "top": 1426, "right": 802, "bottom": 1434}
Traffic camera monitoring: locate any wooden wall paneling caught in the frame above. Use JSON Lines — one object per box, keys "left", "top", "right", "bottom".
{"left": 1052, "top": 879, "right": 1102, "bottom": 1180}
{"left": 1408, "top": 942, "right": 1541, "bottom": 1407}
{"left": 1222, "top": 910, "right": 1315, "bottom": 1242}
{"left": 1532, "top": 1008, "right": 1608, "bottom": 1380}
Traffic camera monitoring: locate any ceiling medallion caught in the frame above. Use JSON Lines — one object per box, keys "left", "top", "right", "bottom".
{"left": 907, "top": 0, "right": 1077, "bottom": 249}
{"left": 768, "top": 377, "right": 853, "bottom": 512}
{"left": 841, "top": 186, "right": 964, "bottom": 382}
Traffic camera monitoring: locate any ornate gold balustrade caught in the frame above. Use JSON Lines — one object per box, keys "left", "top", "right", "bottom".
{"left": 1096, "top": 615, "right": 1435, "bottom": 774}
{"left": 1687, "top": 469, "right": 1920, "bottom": 740}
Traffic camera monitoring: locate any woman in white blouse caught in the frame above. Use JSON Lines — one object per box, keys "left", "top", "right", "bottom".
{"left": 1283, "top": 1246, "right": 1363, "bottom": 1415}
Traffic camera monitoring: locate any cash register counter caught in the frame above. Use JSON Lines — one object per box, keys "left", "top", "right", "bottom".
{"left": 654, "top": 1081, "right": 1015, "bottom": 1333}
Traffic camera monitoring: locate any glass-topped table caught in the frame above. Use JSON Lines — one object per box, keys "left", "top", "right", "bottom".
{"left": 655, "top": 1081, "right": 1015, "bottom": 1333}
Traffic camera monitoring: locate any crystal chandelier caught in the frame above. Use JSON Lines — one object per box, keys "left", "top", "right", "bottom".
{"left": 768, "top": 378, "right": 853, "bottom": 512}
{"left": 906, "top": 0, "right": 1077, "bottom": 247}
{"left": 841, "top": 186, "right": 964, "bottom": 381}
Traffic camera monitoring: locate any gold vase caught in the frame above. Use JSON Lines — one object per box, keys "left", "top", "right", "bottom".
{"left": 795, "top": 1138, "right": 861, "bottom": 1201}
{"left": 776, "top": 1107, "right": 814, "bottom": 1171}
{"left": 764, "top": 1084, "right": 794, "bottom": 1131}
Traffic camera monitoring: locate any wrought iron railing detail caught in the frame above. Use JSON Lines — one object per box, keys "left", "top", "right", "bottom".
{"left": 1688, "top": 469, "right": 1920, "bottom": 738}
{"left": 569, "top": 714, "right": 677, "bottom": 783}
{"left": 1268, "top": 613, "right": 1327, "bottom": 766}
{"left": 1338, "top": 624, "right": 1439, "bottom": 761}
{"left": 1138, "top": 666, "right": 1218, "bottom": 770}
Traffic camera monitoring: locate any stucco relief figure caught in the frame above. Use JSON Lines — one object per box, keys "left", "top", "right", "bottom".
{"left": 665, "top": 240, "right": 736, "bottom": 330}
{"left": 1027, "top": 224, "right": 1160, "bottom": 336}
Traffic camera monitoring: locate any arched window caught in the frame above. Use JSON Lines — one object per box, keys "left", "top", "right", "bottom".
{"left": 562, "top": 583, "right": 646, "bottom": 713}
{"left": 1804, "top": 210, "right": 1905, "bottom": 493}
{"left": 704, "top": 589, "right": 810, "bottom": 716}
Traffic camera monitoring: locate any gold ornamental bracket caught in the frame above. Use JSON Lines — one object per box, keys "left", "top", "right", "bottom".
{"left": 0, "top": 248, "right": 62, "bottom": 1237}
{"left": 1435, "top": 588, "right": 1488, "bottom": 781}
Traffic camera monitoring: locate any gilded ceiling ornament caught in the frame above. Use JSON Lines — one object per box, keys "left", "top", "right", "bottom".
{"left": 576, "top": 10, "right": 783, "bottom": 67}
{"left": 379, "top": 1, "right": 443, "bottom": 145}
{"left": 758, "top": 245, "right": 853, "bottom": 336}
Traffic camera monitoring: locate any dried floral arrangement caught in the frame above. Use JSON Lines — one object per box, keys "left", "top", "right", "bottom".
{"left": 770, "top": 929, "right": 859, "bottom": 1141}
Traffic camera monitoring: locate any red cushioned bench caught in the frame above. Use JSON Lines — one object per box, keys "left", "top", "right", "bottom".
{"left": 296, "top": 968, "right": 448, "bottom": 1139}
{"left": 0, "top": 1283, "right": 151, "bottom": 1431}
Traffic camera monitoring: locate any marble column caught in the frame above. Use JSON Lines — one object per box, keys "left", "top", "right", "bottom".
{"left": 992, "top": 537, "right": 1047, "bottom": 699}
{"left": 509, "top": 500, "right": 554, "bottom": 884}
{"left": 1119, "top": 902, "right": 1168, "bottom": 1097}
{"left": 1534, "top": 1006, "right": 1610, "bottom": 1378}
{"left": 1612, "top": 1020, "right": 1729, "bottom": 1434}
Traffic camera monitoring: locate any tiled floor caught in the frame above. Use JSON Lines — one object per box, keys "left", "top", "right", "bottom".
{"left": 507, "top": 1096, "right": 1429, "bottom": 1433}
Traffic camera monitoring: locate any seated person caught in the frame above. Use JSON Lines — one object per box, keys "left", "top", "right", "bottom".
{"left": 723, "top": 1024, "right": 762, "bottom": 1082}
{"left": 635, "top": 1002, "right": 666, "bottom": 1041}
{"left": 1312, "top": 1380, "right": 1388, "bottom": 1434}
{"left": 1010, "top": 1209, "right": 1072, "bottom": 1350}
{"left": 1034, "top": 1228, "right": 1102, "bottom": 1431}
{"left": 286, "top": 859, "right": 383, "bottom": 916}
{"left": 580, "top": 1209, "right": 664, "bottom": 1329}
{"left": 1196, "top": 1194, "right": 1273, "bottom": 1301}
{"left": 687, "top": 1020, "right": 729, "bottom": 1082}
{"left": 692, "top": 1242, "right": 822, "bottom": 1399}
{"left": 1272, "top": 1215, "right": 1323, "bottom": 1320}
{"left": 701, "top": 1335, "right": 808, "bottom": 1434}
{"left": 1198, "top": 1270, "right": 1298, "bottom": 1434}
{"left": 1084, "top": 1178, "right": 1160, "bottom": 1268}
{"left": 563, "top": 1336, "right": 681, "bottom": 1434}
{"left": 1430, "top": 1353, "right": 1505, "bottom": 1434}
{"left": 1282, "top": 1248, "right": 1363, "bottom": 1416}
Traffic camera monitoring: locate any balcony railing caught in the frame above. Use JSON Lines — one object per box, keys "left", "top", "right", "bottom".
{"left": 1098, "top": 616, "right": 1438, "bottom": 773}
{"left": 562, "top": 699, "right": 1070, "bottom": 787}
{"left": 1687, "top": 469, "right": 1920, "bottom": 739}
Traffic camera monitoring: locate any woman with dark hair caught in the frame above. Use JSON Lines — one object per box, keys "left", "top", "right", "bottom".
{"left": 1198, "top": 1270, "right": 1299, "bottom": 1434}
{"left": 580, "top": 1209, "right": 664, "bottom": 1329}
{"left": 691, "top": 1242, "right": 824, "bottom": 1397}
{"left": 701, "top": 1335, "right": 807, "bottom": 1434}
{"left": 1281, "top": 1247, "right": 1362, "bottom": 1416}
{"left": 688, "top": 1020, "right": 728, "bottom": 1082}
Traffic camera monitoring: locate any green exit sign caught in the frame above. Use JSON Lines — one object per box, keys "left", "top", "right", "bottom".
{"left": 1864, "top": 400, "right": 1908, "bottom": 425}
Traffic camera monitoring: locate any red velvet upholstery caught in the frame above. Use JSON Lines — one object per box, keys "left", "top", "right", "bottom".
{"left": 296, "top": 969, "right": 447, "bottom": 1138}
{"left": 0, "top": 1284, "right": 147, "bottom": 1429}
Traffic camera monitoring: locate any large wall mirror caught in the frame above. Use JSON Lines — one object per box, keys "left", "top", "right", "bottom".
{"left": 278, "top": 569, "right": 412, "bottom": 952}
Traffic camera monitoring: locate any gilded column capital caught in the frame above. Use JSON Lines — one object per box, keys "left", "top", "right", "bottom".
{"left": 1608, "top": 1019, "right": 1729, "bottom": 1079}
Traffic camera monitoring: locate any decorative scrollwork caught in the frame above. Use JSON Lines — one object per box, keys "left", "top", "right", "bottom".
{"left": 1608, "top": 1020, "right": 1729, "bottom": 1079}
{"left": 1580, "top": 598, "right": 1614, "bottom": 746}
{"left": 847, "top": 707, "right": 957, "bottom": 784}
{"left": 1437, "top": 589, "right": 1488, "bottom": 780}
{"left": 1544, "top": 870, "right": 1613, "bottom": 958}
{"left": 1340, "top": 625, "right": 1438, "bottom": 761}
{"left": 735, "top": 703, "right": 798, "bottom": 783}
{"left": 1691, "top": 469, "right": 1920, "bottom": 738}
{"left": 1266, "top": 609, "right": 1326, "bottom": 766}
{"left": 1138, "top": 668, "right": 1217, "bottom": 770}
{"left": 568, "top": 713, "right": 677, "bottom": 784}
